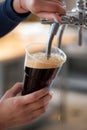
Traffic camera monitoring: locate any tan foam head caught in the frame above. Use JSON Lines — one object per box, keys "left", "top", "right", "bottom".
{"left": 25, "top": 43, "right": 66, "bottom": 69}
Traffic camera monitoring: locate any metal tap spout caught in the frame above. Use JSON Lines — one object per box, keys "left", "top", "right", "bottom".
{"left": 57, "top": 24, "right": 66, "bottom": 48}
{"left": 45, "top": 20, "right": 59, "bottom": 59}
{"left": 41, "top": 0, "right": 87, "bottom": 57}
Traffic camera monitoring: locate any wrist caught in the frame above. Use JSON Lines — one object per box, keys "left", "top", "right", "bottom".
{"left": 12, "top": 0, "right": 29, "bottom": 14}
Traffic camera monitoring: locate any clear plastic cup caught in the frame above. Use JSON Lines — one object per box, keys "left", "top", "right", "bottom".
{"left": 22, "top": 43, "right": 66, "bottom": 95}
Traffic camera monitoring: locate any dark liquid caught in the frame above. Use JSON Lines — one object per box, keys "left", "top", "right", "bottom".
{"left": 22, "top": 66, "right": 59, "bottom": 95}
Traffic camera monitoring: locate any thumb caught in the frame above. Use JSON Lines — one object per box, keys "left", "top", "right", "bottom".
{"left": 2, "top": 82, "right": 23, "bottom": 99}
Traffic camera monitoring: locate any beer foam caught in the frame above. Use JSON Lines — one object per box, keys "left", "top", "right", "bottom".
{"left": 25, "top": 52, "right": 66, "bottom": 69}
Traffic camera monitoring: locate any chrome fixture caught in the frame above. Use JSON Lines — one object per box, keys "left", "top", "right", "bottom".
{"left": 41, "top": 0, "right": 87, "bottom": 58}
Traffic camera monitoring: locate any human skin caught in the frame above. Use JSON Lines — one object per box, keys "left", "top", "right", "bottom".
{"left": 0, "top": 0, "right": 65, "bottom": 129}
{"left": 0, "top": 82, "right": 52, "bottom": 129}
{"left": 13, "top": 0, "right": 66, "bottom": 22}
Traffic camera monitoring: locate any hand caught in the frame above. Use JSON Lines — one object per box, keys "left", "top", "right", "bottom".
{"left": 13, "top": 0, "right": 66, "bottom": 21}
{"left": 0, "top": 82, "right": 52, "bottom": 129}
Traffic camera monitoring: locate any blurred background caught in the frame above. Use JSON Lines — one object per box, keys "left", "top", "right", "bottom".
{"left": 0, "top": 0, "right": 87, "bottom": 130}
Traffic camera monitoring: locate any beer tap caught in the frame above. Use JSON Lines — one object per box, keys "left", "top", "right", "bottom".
{"left": 41, "top": 0, "right": 87, "bottom": 57}
{"left": 41, "top": 0, "right": 87, "bottom": 123}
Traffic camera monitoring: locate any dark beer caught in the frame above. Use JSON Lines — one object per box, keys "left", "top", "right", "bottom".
{"left": 22, "top": 66, "right": 59, "bottom": 95}
{"left": 22, "top": 51, "right": 65, "bottom": 95}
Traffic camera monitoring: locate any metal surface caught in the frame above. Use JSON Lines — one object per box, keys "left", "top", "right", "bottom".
{"left": 45, "top": 20, "right": 59, "bottom": 58}
{"left": 41, "top": 0, "right": 87, "bottom": 57}
{"left": 57, "top": 25, "right": 66, "bottom": 48}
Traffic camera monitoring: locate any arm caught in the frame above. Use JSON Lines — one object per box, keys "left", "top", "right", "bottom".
{"left": 0, "top": 0, "right": 30, "bottom": 37}
{"left": 0, "top": 0, "right": 65, "bottom": 37}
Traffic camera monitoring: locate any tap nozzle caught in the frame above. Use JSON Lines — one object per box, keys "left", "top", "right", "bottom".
{"left": 78, "top": 25, "right": 83, "bottom": 46}
{"left": 57, "top": 25, "right": 66, "bottom": 48}
{"left": 46, "top": 20, "right": 59, "bottom": 59}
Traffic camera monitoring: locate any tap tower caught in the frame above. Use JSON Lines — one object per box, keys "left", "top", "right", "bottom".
{"left": 41, "top": 0, "right": 87, "bottom": 58}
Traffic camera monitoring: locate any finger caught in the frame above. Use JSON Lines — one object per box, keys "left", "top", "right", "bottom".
{"left": 37, "top": 12, "right": 62, "bottom": 22}
{"left": 37, "top": 0, "right": 65, "bottom": 14}
{"left": 25, "top": 93, "right": 52, "bottom": 112}
{"left": 23, "top": 105, "right": 47, "bottom": 123}
{"left": 29, "top": 105, "right": 48, "bottom": 121}
{"left": 15, "top": 104, "right": 48, "bottom": 126}
{"left": 2, "top": 82, "right": 22, "bottom": 99}
{"left": 10, "top": 82, "right": 23, "bottom": 96}
{"left": 20, "top": 88, "right": 50, "bottom": 105}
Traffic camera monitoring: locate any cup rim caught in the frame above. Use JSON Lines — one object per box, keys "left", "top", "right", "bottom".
{"left": 25, "top": 43, "right": 67, "bottom": 63}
